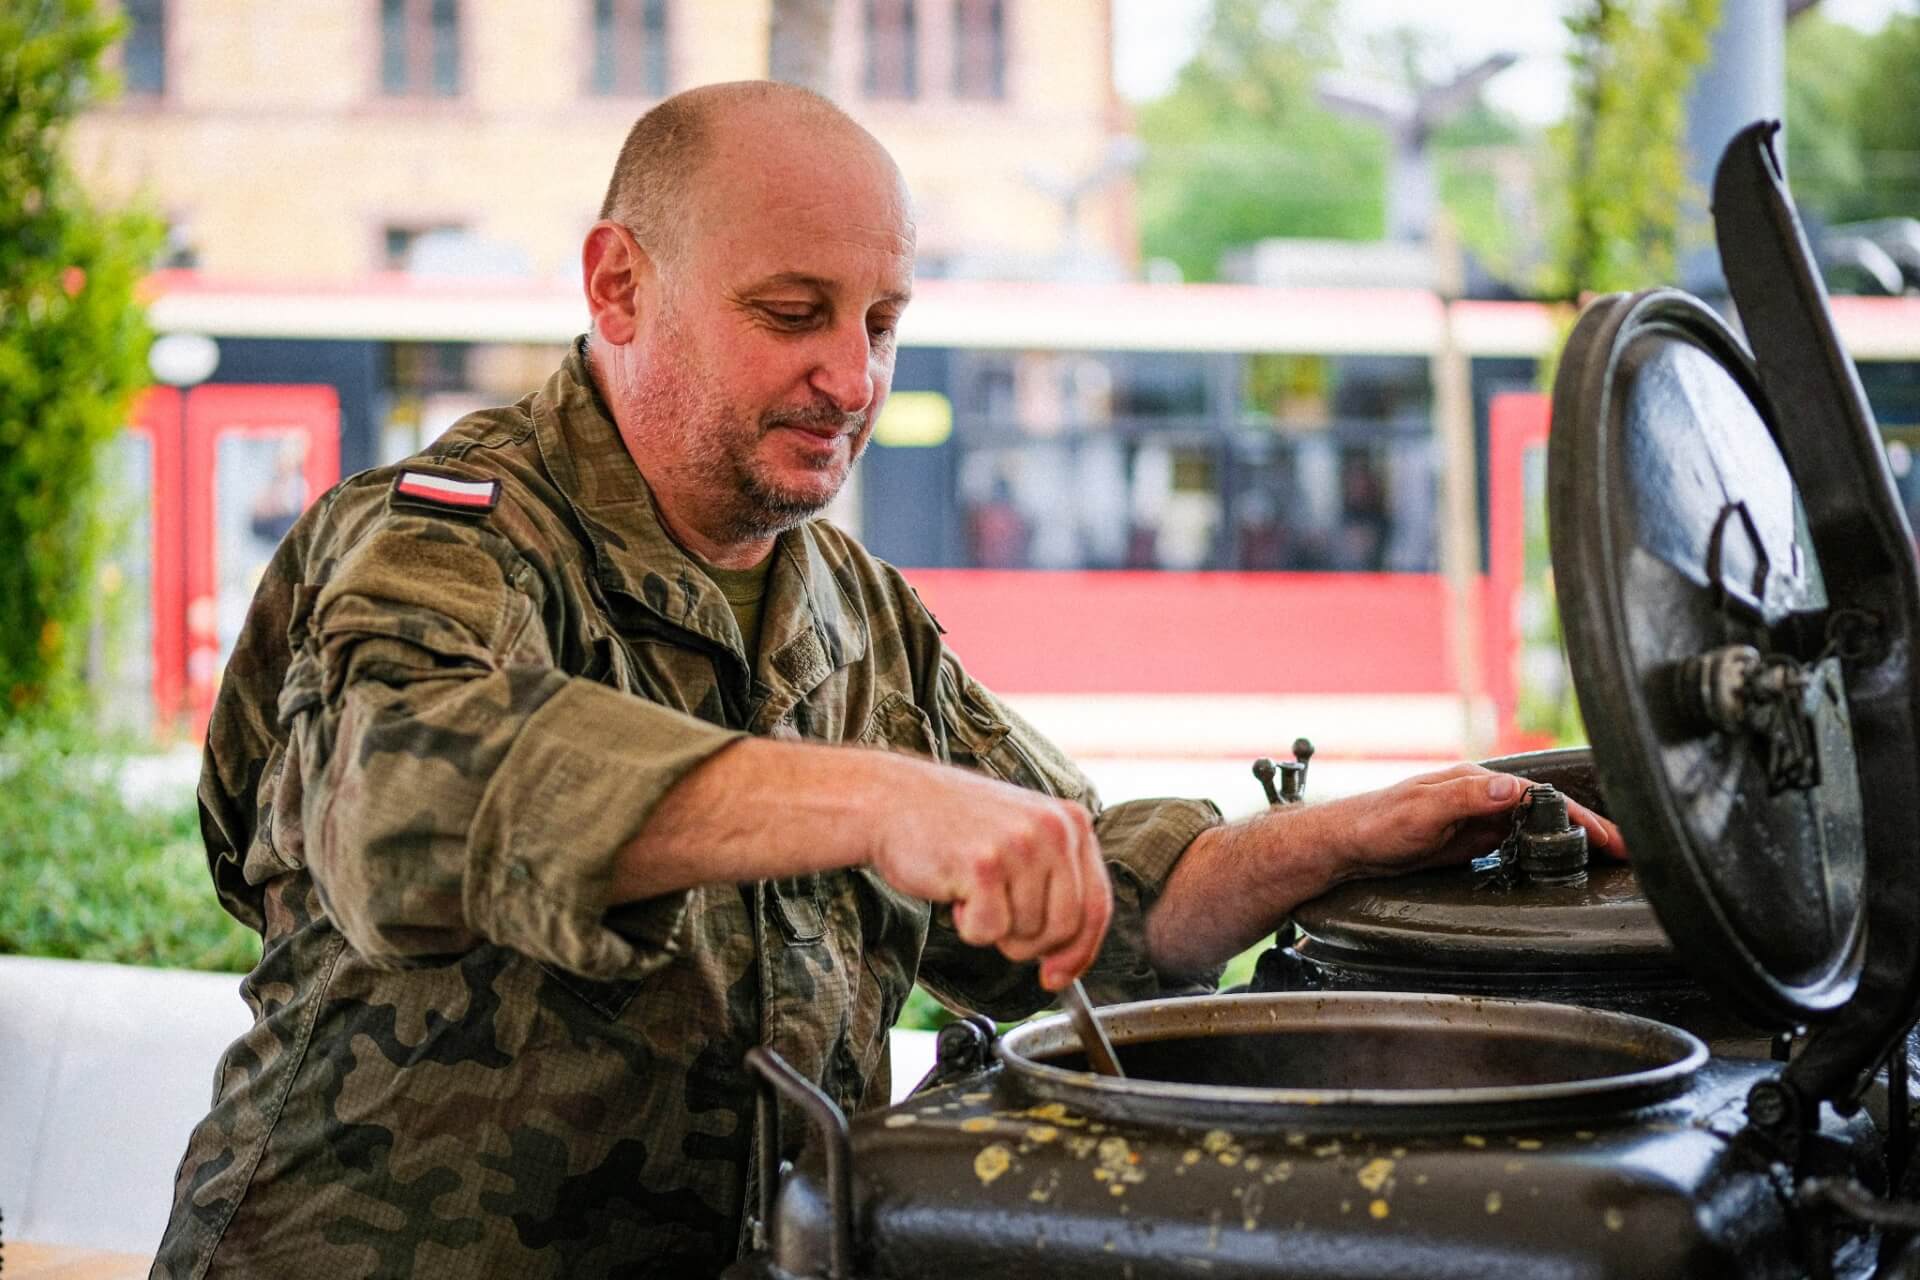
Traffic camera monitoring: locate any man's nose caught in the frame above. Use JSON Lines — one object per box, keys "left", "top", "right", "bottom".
{"left": 808, "top": 321, "right": 877, "bottom": 414}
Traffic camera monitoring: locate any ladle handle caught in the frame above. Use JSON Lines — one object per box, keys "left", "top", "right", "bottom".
{"left": 1062, "top": 978, "right": 1126, "bottom": 1078}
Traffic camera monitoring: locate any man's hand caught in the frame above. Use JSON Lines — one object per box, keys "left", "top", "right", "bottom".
{"left": 1144, "top": 765, "right": 1625, "bottom": 977}
{"left": 1326, "top": 763, "right": 1625, "bottom": 884}
{"left": 864, "top": 766, "right": 1112, "bottom": 993}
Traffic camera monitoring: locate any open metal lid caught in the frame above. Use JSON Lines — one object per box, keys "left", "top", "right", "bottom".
{"left": 1549, "top": 289, "right": 1864, "bottom": 1030}
{"left": 1548, "top": 124, "right": 1920, "bottom": 1101}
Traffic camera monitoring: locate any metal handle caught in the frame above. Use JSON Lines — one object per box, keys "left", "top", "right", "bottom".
{"left": 746, "top": 1046, "right": 854, "bottom": 1280}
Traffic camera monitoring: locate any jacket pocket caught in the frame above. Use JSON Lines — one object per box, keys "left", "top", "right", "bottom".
{"left": 857, "top": 691, "right": 939, "bottom": 760}
{"left": 534, "top": 960, "right": 644, "bottom": 1020}
{"left": 769, "top": 875, "right": 829, "bottom": 945}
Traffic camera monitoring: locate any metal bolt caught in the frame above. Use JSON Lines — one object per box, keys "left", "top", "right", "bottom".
{"left": 1515, "top": 785, "right": 1588, "bottom": 884}
{"left": 1748, "top": 1080, "right": 1792, "bottom": 1130}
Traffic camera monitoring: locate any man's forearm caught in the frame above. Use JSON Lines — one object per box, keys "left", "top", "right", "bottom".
{"left": 1143, "top": 802, "right": 1352, "bottom": 977}
{"left": 610, "top": 737, "right": 905, "bottom": 900}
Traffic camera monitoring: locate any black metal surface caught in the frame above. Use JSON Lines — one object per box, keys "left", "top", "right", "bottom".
{"left": 1713, "top": 120, "right": 1920, "bottom": 1115}
{"left": 1549, "top": 286, "right": 1869, "bottom": 1033}
{"left": 755, "top": 1055, "right": 1879, "bottom": 1280}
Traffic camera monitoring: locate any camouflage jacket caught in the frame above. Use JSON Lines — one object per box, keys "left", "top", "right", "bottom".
{"left": 154, "top": 342, "right": 1222, "bottom": 1279}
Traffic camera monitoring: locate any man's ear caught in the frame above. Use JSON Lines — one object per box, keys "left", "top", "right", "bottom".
{"left": 583, "top": 221, "right": 653, "bottom": 346}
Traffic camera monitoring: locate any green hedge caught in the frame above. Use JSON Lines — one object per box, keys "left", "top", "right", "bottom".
{"left": 0, "top": 724, "right": 257, "bottom": 972}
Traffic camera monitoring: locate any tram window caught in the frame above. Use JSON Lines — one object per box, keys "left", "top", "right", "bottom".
{"left": 864, "top": 0, "right": 919, "bottom": 100}
{"left": 920, "top": 347, "right": 1439, "bottom": 573}
{"left": 1109, "top": 352, "right": 1208, "bottom": 420}
{"left": 123, "top": 0, "right": 167, "bottom": 96}
{"left": 589, "top": 0, "right": 670, "bottom": 98}
{"left": 953, "top": 0, "right": 1006, "bottom": 100}
{"left": 380, "top": 0, "right": 462, "bottom": 97}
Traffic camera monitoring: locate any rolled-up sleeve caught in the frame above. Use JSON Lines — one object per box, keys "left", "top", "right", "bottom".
{"left": 913, "top": 651, "right": 1223, "bottom": 1019}
{"left": 287, "top": 511, "right": 743, "bottom": 980}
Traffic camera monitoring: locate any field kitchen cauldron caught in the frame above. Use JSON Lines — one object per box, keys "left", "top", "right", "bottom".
{"left": 723, "top": 123, "right": 1920, "bottom": 1280}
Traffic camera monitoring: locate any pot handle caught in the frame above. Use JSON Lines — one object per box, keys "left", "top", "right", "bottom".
{"left": 746, "top": 1046, "right": 855, "bottom": 1280}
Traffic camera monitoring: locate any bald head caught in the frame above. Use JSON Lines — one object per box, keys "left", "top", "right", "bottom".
{"left": 599, "top": 80, "right": 903, "bottom": 272}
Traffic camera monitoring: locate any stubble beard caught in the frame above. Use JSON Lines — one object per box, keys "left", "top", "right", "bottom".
{"left": 640, "top": 331, "right": 868, "bottom": 545}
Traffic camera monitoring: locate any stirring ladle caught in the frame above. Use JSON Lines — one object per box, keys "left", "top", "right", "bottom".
{"left": 1061, "top": 977, "right": 1126, "bottom": 1078}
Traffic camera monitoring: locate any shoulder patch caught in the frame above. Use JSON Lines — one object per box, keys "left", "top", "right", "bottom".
{"left": 390, "top": 468, "right": 499, "bottom": 517}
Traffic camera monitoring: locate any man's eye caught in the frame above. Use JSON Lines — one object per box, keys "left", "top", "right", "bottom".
{"left": 761, "top": 306, "right": 816, "bottom": 327}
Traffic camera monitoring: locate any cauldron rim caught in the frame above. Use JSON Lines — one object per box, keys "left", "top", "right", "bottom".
{"left": 994, "top": 991, "right": 1709, "bottom": 1132}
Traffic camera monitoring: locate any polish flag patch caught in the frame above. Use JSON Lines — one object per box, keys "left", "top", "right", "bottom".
{"left": 392, "top": 469, "right": 499, "bottom": 514}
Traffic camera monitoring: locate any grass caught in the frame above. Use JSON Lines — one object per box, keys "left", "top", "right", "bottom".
{"left": 0, "top": 722, "right": 259, "bottom": 973}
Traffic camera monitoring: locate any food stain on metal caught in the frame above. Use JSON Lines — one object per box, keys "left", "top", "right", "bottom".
{"left": 1356, "top": 1158, "right": 1395, "bottom": 1193}
{"left": 974, "top": 1144, "right": 1012, "bottom": 1185}
{"left": 1022, "top": 1102, "right": 1088, "bottom": 1128}
{"left": 960, "top": 1116, "right": 999, "bottom": 1134}
{"left": 1486, "top": 1191, "right": 1503, "bottom": 1214}
{"left": 1026, "top": 1124, "right": 1060, "bottom": 1144}
{"left": 1514, "top": 1138, "right": 1543, "bottom": 1151}
{"left": 883, "top": 1113, "right": 917, "bottom": 1129}
{"left": 1028, "top": 1170, "right": 1061, "bottom": 1204}
{"left": 1463, "top": 1134, "right": 1487, "bottom": 1148}
{"left": 960, "top": 1091, "right": 992, "bottom": 1103}
{"left": 1313, "top": 1141, "right": 1343, "bottom": 1158}
{"left": 1369, "top": 1199, "right": 1390, "bottom": 1220}
{"left": 1604, "top": 1208, "right": 1626, "bottom": 1232}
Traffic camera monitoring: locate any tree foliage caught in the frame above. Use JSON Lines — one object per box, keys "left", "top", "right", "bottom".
{"left": 1785, "top": 10, "right": 1920, "bottom": 227}
{"left": 1135, "top": 0, "right": 1530, "bottom": 284}
{"left": 0, "top": 0, "right": 159, "bottom": 718}
{"left": 1136, "top": 0, "right": 1387, "bottom": 282}
{"left": 1542, "top": 0, "right": 1721, "bottom": 298}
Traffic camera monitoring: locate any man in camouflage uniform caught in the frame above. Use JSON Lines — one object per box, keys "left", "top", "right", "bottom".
{"left": 154, "top": 82, "right": 1617, "bottom": 1278}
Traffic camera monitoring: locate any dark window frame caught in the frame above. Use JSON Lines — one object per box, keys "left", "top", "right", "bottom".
{"left": 951, "top": 0, "right": 1004, "bottom": 101}
{"left": 863, "top": 0, "right": 918, "bottom": 101}
{"left": 122, "top": 0, "right": 168, "bottom": 97}
{"left": 379, "top": 0, "right": 462, "bottom": 98}
{"left": 588, "top": 0, "right": 671, "bottom": 98}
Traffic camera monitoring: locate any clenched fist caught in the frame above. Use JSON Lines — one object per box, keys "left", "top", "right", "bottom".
{"left": 865, "top": 762, "right": 1112, "bottom": 992}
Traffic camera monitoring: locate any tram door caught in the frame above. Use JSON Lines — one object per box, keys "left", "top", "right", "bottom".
{"left": 99, "top": 389, "right": 185, "bottom": 736}
{"left": 118, "top": 384, "right": 339, "bottom": 735}
{"left": 183, "top": 386, "right": 339, "bottom": 733}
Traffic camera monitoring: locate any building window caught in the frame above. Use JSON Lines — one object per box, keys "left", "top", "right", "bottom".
{"left": 952, "top": 0, "right": 1003, "bottom": 100}
{"left": 589, "top": 0, "right": 669, "bottom": 97}
{"left": 864, "top": 0, "right": 917, "bottom": 100}
{"left": 381, "top": 222, "right": 465, "bottom": 271}
{"left": 123, "top": 0, "right": 167, "bottom": 96}
{"left": 380, "top": 0, "right": 461, "bottom": 97}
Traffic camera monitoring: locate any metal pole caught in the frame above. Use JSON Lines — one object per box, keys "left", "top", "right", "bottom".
{"left": 1431, "top": 216, "right": 1489, "bottom": 757}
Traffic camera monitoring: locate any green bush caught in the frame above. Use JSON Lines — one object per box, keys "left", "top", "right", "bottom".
{"left": 0, "top": 0, "right": 161, "bottom": 718}
{"left": 0, "top": 723, "right": 257, "bottom": 972}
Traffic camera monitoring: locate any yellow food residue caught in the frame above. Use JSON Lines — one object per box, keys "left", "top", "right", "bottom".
{"left": 974, "top": 1144, "right": 1012, "bottom": 1186}
{"left": 1486, "top": 1191, "right": 1503, "bottom": 1214}
{"left": 1356, "top": 1158, "right": 1394, "bottom": 1193}
{"left": 1369, "top": 1199, "right": 1390, "bottom": 1220}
